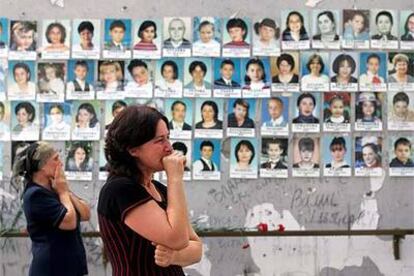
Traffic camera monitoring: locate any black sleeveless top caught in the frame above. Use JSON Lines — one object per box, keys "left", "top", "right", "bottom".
{"left": 97, "top": 175, "right": 185, "bottom": 276}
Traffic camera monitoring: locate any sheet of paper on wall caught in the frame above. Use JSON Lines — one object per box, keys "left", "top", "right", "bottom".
{"left": 50, "top": 0, "right": 64, "bottom": 8}
{"left": 305, "top": 0, "right": 323, "bottom": 8}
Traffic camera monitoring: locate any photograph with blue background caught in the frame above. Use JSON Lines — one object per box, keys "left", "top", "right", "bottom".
{"left": 301, "top": 51, "right": 330, "bottom": 76}
{"left": 230, "top": 137, "right": 258, "bottom": 167}
{"left": 193, "top": 138, "right": 221, "bottom": 169}
{"left": 241, "top": 58, "right": 271, "bottom": 86}
{"left": 8, "top": 60, "right": 36, "bottom": 83}
{"left": 104, "top": 19, "right": 132, "bottom": 46}
{"left": 359, "top": 52, "right": 387, "bottom": 79}
{"left": 261, "top": 96, "right": 289, "bottom": 124}
{"left": 43, "top": 102, "right": 72, "bottom": 127}
{"left": 67, "top": 60, "right": 95, "bottom": 84}
{"left": 213, "top": 58, "right": 241, "bottom": 84}
{"left": 228, "top": 98, "right": 257, "bottom": 119}
{"left": 165, "top": 98, "right": 193, "bottom": 124}
{"left": 0, "top": 18, "right": 8, "bottom": 47}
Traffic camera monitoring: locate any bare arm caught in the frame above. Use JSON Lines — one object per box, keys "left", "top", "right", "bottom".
{"left": 57, "top": 191, "right": 77, "bottom": 230}
{"left": 70, "top": 192, "right": 91, "bottom": 221}
{"left": 125, "top": 151, "right": 190, "bottom": 250}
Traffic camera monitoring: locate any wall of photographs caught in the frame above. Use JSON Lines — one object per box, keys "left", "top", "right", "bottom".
{"left": 0, "top": 10, "right": 414, "bottom": 183}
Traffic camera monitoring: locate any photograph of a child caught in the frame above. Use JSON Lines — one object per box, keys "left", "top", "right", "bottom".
{"left": 323, "top": 92, "right": 351, "bottom": 132}
{"left": 260, "top": 138, "right": 288, "bottom": 170}
{"left": 355, "top": 92, "right": 383, "bottom": 130}
{"left": 388, "top": 91, "right": 414, "bottom": 130}
{"left": 323, "top": 135, "right": 352, "bottom": 176}
{"left": 389, "top": 137, "right": 414, "bottom": 168}
{"left": 37, "top": 62, "right": 65, "bottom": 102}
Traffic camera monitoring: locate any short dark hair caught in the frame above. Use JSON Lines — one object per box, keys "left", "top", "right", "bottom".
{"left": 394, "top": 137, "right": 411, "bottom": 150}
{"left": 161, "top": 60, "right": 178, "bottom": 80}
{"left": 172, "top": 141, "right": 188, "bottom": 155}
{"left": 13, "top": 62, "right": 31, "bottom": 81}
{"left": 138, "top": 20, "right": 157, "bottom": 39}
{"left": 201, "top": 100, "right": 219, "bottom": 122}
{"left": 109, "top": 20, "right": 126, "bottom": 31}
{"left": 393, "top": 92, "right": 410, "bottom": 105}
{"left": 127, "top": 59, "right": 148, "bottom": 75}
{"left": 78, "top": 21, "right": 94, "bottom": 34}
{"left": 298, "top": 137, "right": 315, "bottom": 152}
{"left": 189, "top": 61, "right": 207, "bottom": 75}
{"left": 277, "top": 53, "right": 295, "bottom": 70}
{"left": 199, "top": 21, "right": 215, "bottom": 32}
{"left": 112, "top": 100, "right": 128, "bottom": 113}
{"left": 171, "top": 100, "right": 186, "bottom": 111}
{"left": 48, "top": 103, "right": 64, "bottom": 114}
{"left": 200, "top": 140, "right": 214, "bottom": 151}
{"left": 105, "top": 105, "right": 169, "bottom": 179}
{"left": 15, "top": 102, "right": 35, "bottom": 123}
{"left": 266, "top": 138, "right": 284, "bottom": 152}
{"left": 244, "top": 58, "right": 266, "bottom": 85}
{"left": 376, "top": 10, "right": 393, "bottom": 25}
{"left": 233, "top": 98, "right": 250, "bottom": 118}
{"left": 74, "top": 60, "right": 89, "bottom": 71}
{"left": 220, "top": 59, "right": 235, "bottom": 69}
{"left": 235, "top": 140, "right": 255, "bottom": 164}
{"left": 330, "top": 137, "right": 347, "bottom": 151}
{"left": 332, "top": 54, "right": 356, "bottom": 75}
{"left": 404, "top": 13, "right": 414, "bottom": 34}
{"left": 226, "top": 18, "right": 248, "bottom": 40}
{"left": 46, "top": 22, "right": 66, "bottom": 44}
{"left": 297, "top": 93, "right": 316, "bottom": 107}
{"left": 285, "top": 11, "right": 307, "bottom": 36}
{"left": 317, "top": 11, "right": 336, "bottom": 25}
{"left": 306, "top": 54, "right": 325, "bottom": 73}
{"left": 367, "top": 53, "right": 381, "bottom": 64}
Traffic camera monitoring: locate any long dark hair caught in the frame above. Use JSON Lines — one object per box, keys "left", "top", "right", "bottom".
{"left": 105, "top": 105, "right": 168, "bottom": 181}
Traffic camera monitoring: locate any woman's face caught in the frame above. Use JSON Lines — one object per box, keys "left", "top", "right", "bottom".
{"left": 102, "top": 66, "right": 117, "bottom": 83}
{"left": 362, "top": 146, "right": 377, "bottom": 166}
{"left": 299, "top": 97, "right": 315, "bottom": 116}
{"left": 288, "top": 14, "right": 302, "bottom": 33}
{"left": 237, "top": 144, "right": 252, "bottom": 164}
{"left": 14, "top": 30, "right": 34, "bottom": 50}
{"left": 48, "top": 26, "right": 62, "bottom": 44}
{"left": 17, "top": 108, "right": 31, "bottom": 125}
{"left": 393, "top": 101, "right": 408, "bottom": 117}
{"left": 142, "top": 26, "right": 155, "bottom": 42}
{"left": 395, "top": 61, "right": 408, "bottom": 75}
{"left": 200, "top": 24, "right": 214, "bottom": 43}
{"left": 331, "top": 145, "right": 346, "bottom": 162}
{"left": 362, "top": 101, "right": 375, "bottom": 116}
{"left": 407, "top": 16, "right": 414, "bottom": 33}
{"left": 247, "top": 63, "right": 264, "bottom": 83}
{"left": 79, "top": 29, "right": 93, "bottom": 45}
{"left": 74, "top": 147, "right": 86, "bottom": 163}
{"left": 279, "top": 60, "right": 293, "bottom": 75}
{"left": 162, "top": 65, "right": 175, "bottom": 82}
{"left": 318, "top": 14, "right": 334, "bottom": 34}
{"left": 191, "top": 66, "right": 205, "bottom": 83}
{"left": 259, "top": 25, "right": 275, "bottom": 42}
{"left": 14, "top": 68, "right": 29, "bottom": 85}
{"left": 234, "top": 104, "right": 247, "bottom": 121}
{"left": 132, "top": 66, "right": 149, "bottom": 85}
{"left": 50, "top": 107, "right": 63, "bottom": 124}
{"left": 299, "top": 149, "right": 313, "bottom": 162}
{"left": 201, "top": 104, "right": 215, "bottom": 122}
{"left": 377, "top": 15, "right": 392, "bottom": 34}
{"left": 77, "top": 108, "right": 92, "bottom": 125}
{"left": 309, "top": 57, "right": 322, "bottom": 75}
{"left": 330, "top": 99, "right": 344, "bottom": 117}
{"left": 338, "top": 60, "right": 352, "bottom": 78}
{"left": 351, "top": 14, "right": 365, "bottom": 34}
{"left": 45, "top": 67, "right": 57, "bottom": 80}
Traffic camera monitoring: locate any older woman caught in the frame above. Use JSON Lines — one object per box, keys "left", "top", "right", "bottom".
{"left": 12, "top": 141, "right": 90, "bottom": 276}
{"left": 98, "top": 105, "right": 202, "bottom": 275}
{"left": 388, "top": 54, "right": 414, "bottom": 84}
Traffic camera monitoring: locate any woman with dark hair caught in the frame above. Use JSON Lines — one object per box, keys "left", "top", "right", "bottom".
{"left": 98, "top": 105, "right": 202, "bottom": 275}
{"left": 301, "top": 54, "right": 329, "bottom": 86}
{"left": 331, "top": 54, "right": 358, "bottom": 84}
{"left": 73, "top": 20, "right": 95, "bottom": 51}
{"left": 228, "top": 98, "right": 255, "bottom": 128}
{"left": 243, "top": 58, "right": 269, "bottom": 90}
{"left": 234, "top": 139, "right": 255, "bottom": 170}
{"left": 43, "top": 103, "right": 71, "bottom": 134}
{"left": 313, "top": 11, "right": 339, "bottom": 42}
{"left": 44, "top": 22, "right": 69, "bottom": 52}
{"left": 293, "top": 93, "right": 319, "bottom": 124}
{"left": 224, "top": 18, "right": 250, "bottom": 47}
{"left": 195, "top": 100, "right": 223, "bottom": 129}
{"left": 155, "top": 60, "right": 183, "bottom": 91}
{"left": 401, "top": 12, "right": 414, "bottom": 41}
{"left": 272, "top": 53, "right": 299, "bottom": 84}
{"left": 355, "top": 92, "right": 381, "bottom": 123}
{"left": 8, "top": 62, "right": 36, "bottom": 97}
{"left": 293, "top": 137, "right": 319, "bottom": 169}
{"left": 325, "top": 137, "right": 350, "bottom": 169}
{"left": 184, "top": 60, "right": 211, "bottom": 90}
{"left": 371, "top": 10, "right": 397, "bottom": 40}
{"left": 12, "top": 101, "right": 38, "bottom": 139}
{"left": 134, "top": 20, "right": 158, "bottom": 51}
{"left": 282, "top": 11, "right": 309, "bottom": 41}
{"left": 65, "top": 142, "right": 93, "bottom": 172}
{"left": 72, "top": 102, "right": 100, "bottom": 135}
{"left": 11, "top": 141, "right": 90, "bottom": 276}
{"left": 253, "top": 18, "right": 280, "bottom": 50}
